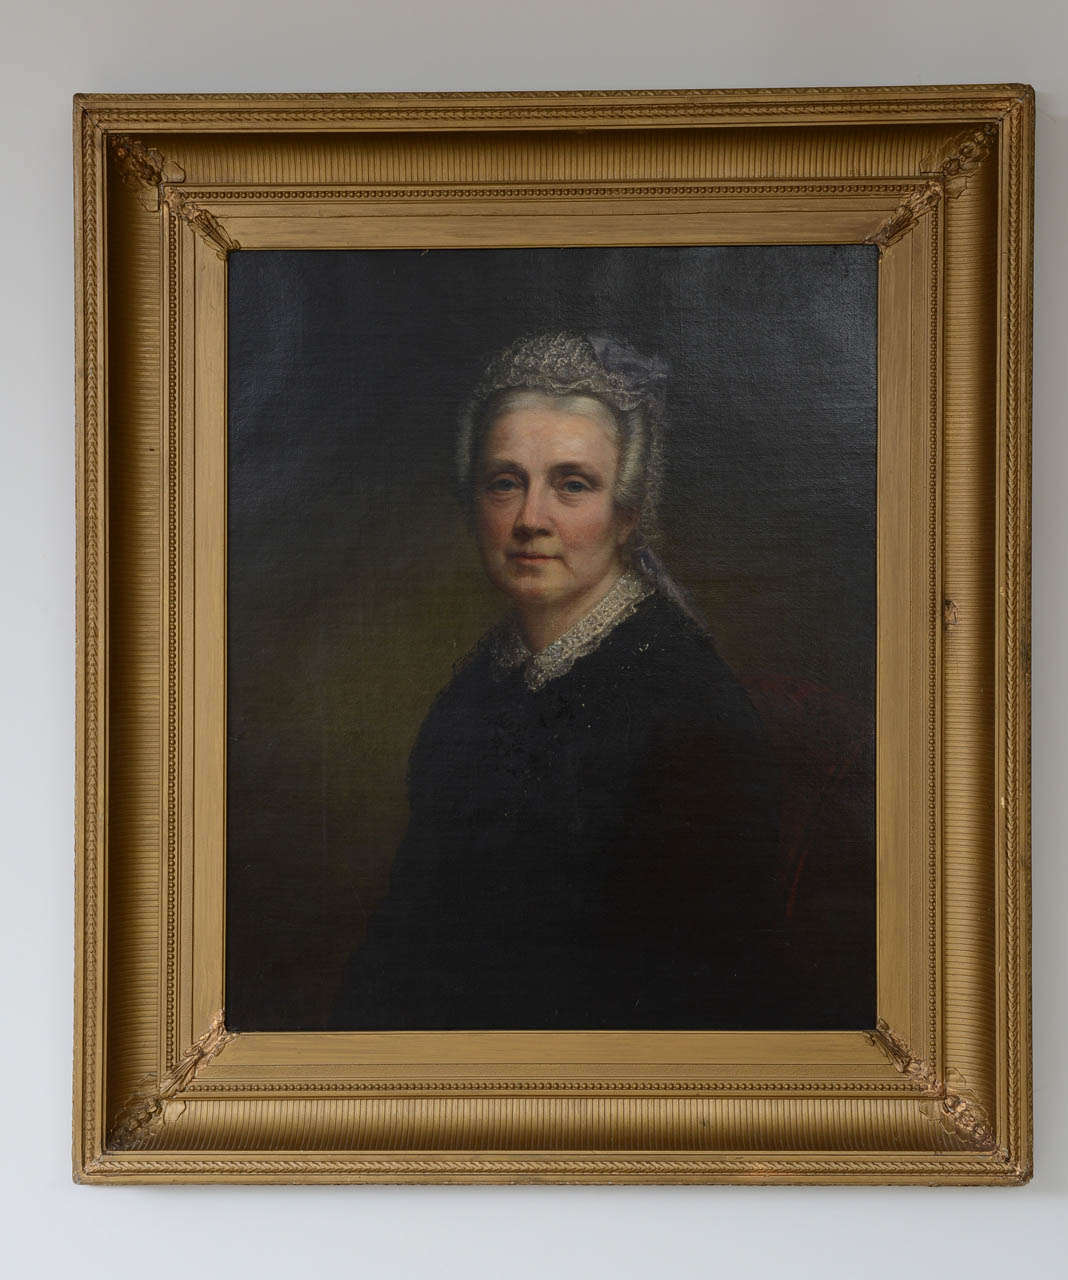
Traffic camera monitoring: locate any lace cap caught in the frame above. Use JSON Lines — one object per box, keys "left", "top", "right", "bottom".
{"left": 468, "top": 331, "right": 669, "bottom": 419}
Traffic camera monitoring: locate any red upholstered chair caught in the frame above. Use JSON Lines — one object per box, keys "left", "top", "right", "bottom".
{"left": 741, "top": 671, "right": 876, "bottom": 1026}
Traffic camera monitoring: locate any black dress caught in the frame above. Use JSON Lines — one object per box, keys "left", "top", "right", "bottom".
{"left": 331, "top": 577, "right": 782, "bottom": 1030}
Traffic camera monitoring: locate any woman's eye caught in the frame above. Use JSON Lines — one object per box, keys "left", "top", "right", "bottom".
{"left": 488, "top": 477, "right": 519, "bottom": 493}
{"left": 560, "top": 478, "right": 590, "bottom": 494}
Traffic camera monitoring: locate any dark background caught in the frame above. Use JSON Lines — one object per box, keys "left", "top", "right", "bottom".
{"left": 226, "top": 245, "right": 878, "bottom": 1031}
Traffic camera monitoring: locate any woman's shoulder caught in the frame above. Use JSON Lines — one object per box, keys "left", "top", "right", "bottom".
{"left": 601, "top": 590, "right": 765, "bottom": 741}
{"left": 416, "top": 632, "right": 499, "bottom": 727}
{"left": 603, "top": 589, "right": 727, "bottom": 683}
{"left": 407, "top": 622, "right": 524, "bottom": 753}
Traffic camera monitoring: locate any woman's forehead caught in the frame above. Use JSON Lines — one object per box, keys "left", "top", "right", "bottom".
{"left": 483, "top": 402, "right": 619, "bottom": 467}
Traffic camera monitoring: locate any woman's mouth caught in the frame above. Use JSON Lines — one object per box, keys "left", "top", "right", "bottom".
{"left": 508, "top": 551, "right": 557, "bottom": 561}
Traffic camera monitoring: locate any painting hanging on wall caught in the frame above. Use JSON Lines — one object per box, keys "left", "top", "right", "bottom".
{"left": 225, "top": 244, "right": 878, "bottom": 1034}
{"left": 74, "top": 86, "right": 1032, "bottom": 1184}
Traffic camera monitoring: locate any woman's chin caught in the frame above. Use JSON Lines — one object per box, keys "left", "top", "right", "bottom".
{"left": 505, "top": 579, "right": 559, "bottom": 605}
{"left": 495, "top": 568, "right": 568, "bottom": 606}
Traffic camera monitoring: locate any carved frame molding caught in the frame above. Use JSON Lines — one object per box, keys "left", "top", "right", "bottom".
{"left": 75, "top": 86, "right": 1033, "bottom": 1184}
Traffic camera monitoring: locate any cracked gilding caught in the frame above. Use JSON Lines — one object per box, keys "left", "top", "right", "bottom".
{"left": 108, "top": 1011, "right": 233, "bottom": 1151}
{"left": 163, "top": 187, "right": 241, "bottom": 257}
{"left": 870, "top": 1020, "right": 998, "bottom": 1151}
{"left": 867, "top": 123, "right": 998, "bottom": 251}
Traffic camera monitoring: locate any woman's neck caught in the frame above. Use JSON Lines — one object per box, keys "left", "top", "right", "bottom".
{"left": 515, "top": 567, "right": 628, "bottom": 653}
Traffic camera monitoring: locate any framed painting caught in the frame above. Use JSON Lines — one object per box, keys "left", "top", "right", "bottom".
{"left": 74, "top": 86, "right": 1033, "bottom": 1183}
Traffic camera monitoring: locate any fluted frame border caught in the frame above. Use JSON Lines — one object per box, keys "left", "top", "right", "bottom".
{"left": 73, "top": 86, "right": 1033, "bottom": 1184}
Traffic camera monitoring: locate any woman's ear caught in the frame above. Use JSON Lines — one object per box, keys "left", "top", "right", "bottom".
{"left": 615, "top": 507, "right": 639, "bottom": 547}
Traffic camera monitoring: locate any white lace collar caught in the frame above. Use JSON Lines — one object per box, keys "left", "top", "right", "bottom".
{"left": 490, "top": 570, "right": 653, "bottom": 691}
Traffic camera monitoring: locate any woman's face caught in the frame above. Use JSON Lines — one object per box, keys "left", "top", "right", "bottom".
{"left": 475, "top": 400, "right": 634, "bottom": 619}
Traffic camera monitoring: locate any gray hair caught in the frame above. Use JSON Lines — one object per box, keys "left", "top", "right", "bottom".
{"left": 456, "top": 332, "right": 668, "bottom": 549}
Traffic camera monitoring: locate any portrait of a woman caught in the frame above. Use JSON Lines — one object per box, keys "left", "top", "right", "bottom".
{"left": 331, "top": 332, "right": 783, "bottom": 1031}
{"left": 227, "top": 245, "right": 877, "bottom": 1035}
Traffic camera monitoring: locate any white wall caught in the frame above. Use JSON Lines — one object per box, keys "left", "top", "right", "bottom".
{"left": 2, "top": 1, "right": 1065, "bottom": 1274}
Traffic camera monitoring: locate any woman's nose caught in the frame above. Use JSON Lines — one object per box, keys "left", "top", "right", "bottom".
{"left": 514, "top": 482, "right": 551, "bottom": 535}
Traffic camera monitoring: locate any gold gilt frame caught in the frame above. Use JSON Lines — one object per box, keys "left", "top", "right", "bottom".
{"left": 74, "top": 87, "right": 1033, "bottom": 1185}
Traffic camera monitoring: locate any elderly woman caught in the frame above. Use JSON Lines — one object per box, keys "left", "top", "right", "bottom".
{"left": 332, "top": 332, "right": 781, "bottom": 1030}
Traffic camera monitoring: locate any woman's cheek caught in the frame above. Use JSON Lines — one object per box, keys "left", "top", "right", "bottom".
{"left": 476, "top": 503, "right": 509, "bottom": 551}
{"left": 560, "top": 502, "right": 615, "bottom": 552}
